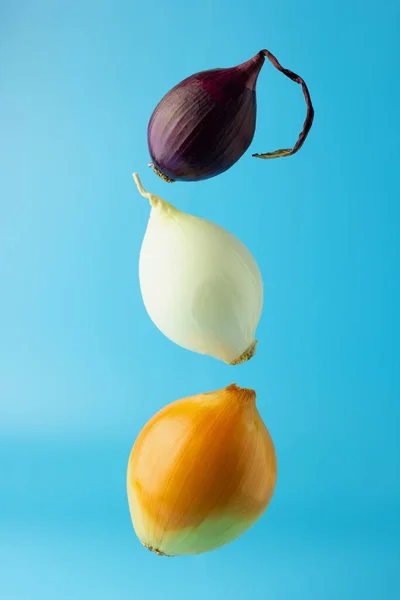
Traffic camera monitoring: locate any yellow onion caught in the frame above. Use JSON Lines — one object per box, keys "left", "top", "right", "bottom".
{"left": 127, "top": 384, "right": 277, "bottom": 556}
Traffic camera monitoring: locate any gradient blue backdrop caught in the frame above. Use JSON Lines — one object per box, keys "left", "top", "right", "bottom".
{"left": 1, "top": 1, "right": 399, "bottom": 598}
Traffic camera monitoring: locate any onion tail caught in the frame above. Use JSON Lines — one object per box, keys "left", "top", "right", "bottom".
{"left": 252, "top": 48, "right": 315, "bottom": 160}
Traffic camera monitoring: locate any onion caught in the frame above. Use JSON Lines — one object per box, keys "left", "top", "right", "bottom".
{"left": 127, "top": 384, "right": 277, "bottom": 556}
{"left": 134, "top": 173, "right": 263, "bottom": 365}
{"left": 148, "top": 48, "right": 314, "bottom": 182}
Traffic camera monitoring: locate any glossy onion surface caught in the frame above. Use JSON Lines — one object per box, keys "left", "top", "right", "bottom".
{"left": 127, "top": 384, "right": 277, "bottom": 556}
{"left": 148, "top": 53, "right": 263, "bottom": 182}
{"left": 134, "top": 174, "right": 263, "bottom": 365}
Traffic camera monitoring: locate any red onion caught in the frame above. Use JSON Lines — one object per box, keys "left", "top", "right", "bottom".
{"left": 147, "top": 48, "right": 314, "bottom": 183}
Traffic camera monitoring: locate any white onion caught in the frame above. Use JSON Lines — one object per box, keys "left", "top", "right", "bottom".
{"left": 134, "top": 174, "right": 263, "bottom": 365}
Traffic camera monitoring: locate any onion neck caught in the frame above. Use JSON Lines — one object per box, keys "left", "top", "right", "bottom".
{"left": 236, "top": 51, "right": 265, "bottom": 91}
{"left": 133, "top": 172, "right": 179, "bottom": 218}
{"left": 133, "top": 173, "right": 160, "bottom": 208}
{"left": 224, "top": 383, "right": 256, "bottom": 405}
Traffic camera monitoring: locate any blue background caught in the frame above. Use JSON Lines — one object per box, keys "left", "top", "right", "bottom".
{"left": 1, "top": 1, "right": 399, "bottom": 598}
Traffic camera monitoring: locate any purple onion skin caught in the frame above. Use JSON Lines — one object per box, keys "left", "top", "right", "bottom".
{"left": 148, "top": 52, "right": 265, "bottom": 182}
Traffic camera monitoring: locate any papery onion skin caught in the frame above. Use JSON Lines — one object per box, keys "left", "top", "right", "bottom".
{"left": 147, "top": 48, "right": 314, "bottom": 183}
{"left": 127, "top": 384, "right": 277, "bottom": 556}
{"left": 148, "top": 54, "right": 263, "bottom": 182}
{"left": 134, "top": 174, "right": 263, "bottom": 365}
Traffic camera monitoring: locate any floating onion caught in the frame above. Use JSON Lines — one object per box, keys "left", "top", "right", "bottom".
{"left": 127, "top": 384, "right": 277, "bottom": 556}
{"left": 134, "top": 173, "right": 263, "bottom": 365}
{"left": 147, "top": 48, "right": 314, "bottom": 182}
